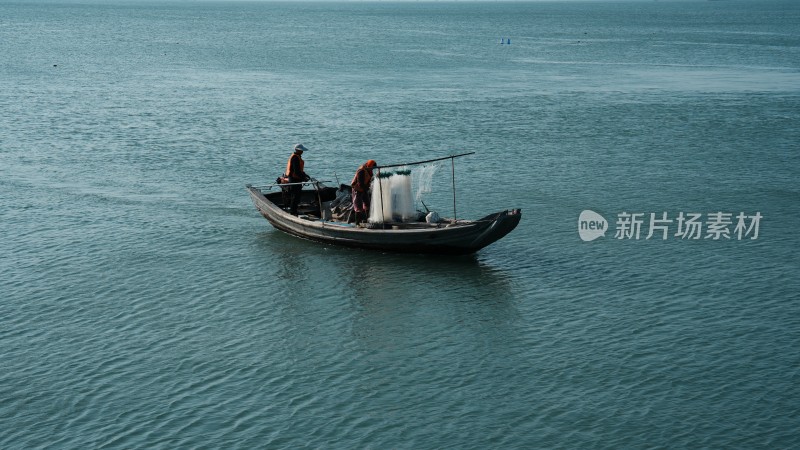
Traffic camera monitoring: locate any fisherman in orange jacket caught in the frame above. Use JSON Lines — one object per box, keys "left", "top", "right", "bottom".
{"left": 285, "top": 144, "right": 310, "bottom": 215}
{"left": 350, "top": 159, "right": 377, "bottom": 225}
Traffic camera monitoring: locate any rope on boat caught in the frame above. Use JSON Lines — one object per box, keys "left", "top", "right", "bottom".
{"left": 248, "top": 180, "right": 334, "bottom": 190}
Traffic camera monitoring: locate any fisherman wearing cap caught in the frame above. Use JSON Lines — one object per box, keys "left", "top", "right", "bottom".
{"left": 350, "top": 159, "right": 377, "bottom": 226}
{"left": 285, "top": 144, "right": 310, "bottom": 215}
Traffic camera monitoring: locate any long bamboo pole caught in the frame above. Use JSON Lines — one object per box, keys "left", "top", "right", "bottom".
{"left": 451, "top": 157, "right": 457, "bottom": 220}
{"left": 373, "top": 152, "right": 475, "bottom": 170}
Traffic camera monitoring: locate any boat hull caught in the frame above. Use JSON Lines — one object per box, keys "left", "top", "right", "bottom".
{"left": 247, "top": 185, "right": 521, "bottom": 255}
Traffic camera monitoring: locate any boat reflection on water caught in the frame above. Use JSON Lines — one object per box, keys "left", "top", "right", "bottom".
{"left": 254, "top": 228, "right": 522, "bottom": 356}
{"left": 342, "top": 252, "right": 520, "bottom": 349}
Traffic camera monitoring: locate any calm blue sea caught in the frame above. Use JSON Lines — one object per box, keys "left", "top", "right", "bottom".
{"left": 2, "top": 0, "right": 799, "bottom": 448}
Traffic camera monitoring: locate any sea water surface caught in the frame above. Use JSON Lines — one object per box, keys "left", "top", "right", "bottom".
{"left": 1, "top": 1, "right": 799, "bottom": 448}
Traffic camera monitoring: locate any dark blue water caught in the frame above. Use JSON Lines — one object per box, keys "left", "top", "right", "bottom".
{"left": 2, "top": 1, "right": 799, "bottom": 448}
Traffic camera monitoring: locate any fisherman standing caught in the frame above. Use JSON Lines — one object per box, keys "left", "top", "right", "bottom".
{"left": 285, "top": 144, "right": 310, "bottom": 215}
{"left": 351, "top": 159, "right": 377, "bottom": 225}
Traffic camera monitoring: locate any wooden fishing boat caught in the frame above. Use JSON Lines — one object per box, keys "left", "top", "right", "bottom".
{"left": 246, "top": 153, "right": 521, "bottom": 255}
